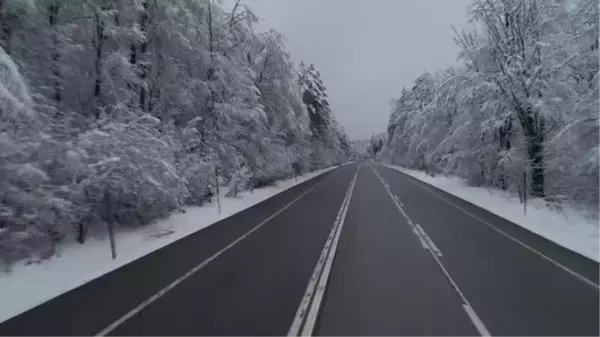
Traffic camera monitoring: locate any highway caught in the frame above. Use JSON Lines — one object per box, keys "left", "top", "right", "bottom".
{"left": 0, "top": 162, "right": 597, "bottom": 336}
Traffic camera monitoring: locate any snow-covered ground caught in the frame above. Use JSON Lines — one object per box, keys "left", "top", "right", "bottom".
{"left": 382, "top": 164, "right": 599, "bottom": 262}
{"left": 0, "top": 165, "right": 341, "bottom": 323}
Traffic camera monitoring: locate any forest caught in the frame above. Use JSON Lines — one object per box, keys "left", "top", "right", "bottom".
{"left": 379, "top": 0, "right": 599, "bottom": 215}
{"left": 0, "top": 0, "right": 351, "bottom": 263}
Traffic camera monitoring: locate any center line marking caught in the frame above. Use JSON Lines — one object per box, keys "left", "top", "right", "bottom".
{"left": 95, "top": 166, "right": 347, "bottom": 336}
{"left": 378, "top": 163, "right": 599, "bottom": 291}
{"left": 369, "top": 163, "right": 491, "bottom": 336}
{"left": 288, "top": 165, "right": 359, "bottom": 336}
{"left": 416, "top": 223, "right": 443, "bottom": 257}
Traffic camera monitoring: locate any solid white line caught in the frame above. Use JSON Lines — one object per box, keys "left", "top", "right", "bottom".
{"left": 463, "top": 303, "right": 491, "bottom": 336}
{"left": 368, "top": 164, "right": 491, "bottom": 336}
{"left": 412, "top": 227, "right": 431, "bottom": 251}
{"left": 288, "top": 166, "right": 359, "bottom": 337}
{"left": 377, "top": 164, "right": 600, "bottom": 291}
{"left": 392, "top": 195, "right": 403, "bottom": 206}
{"left": 416, "top": 224, "right": 443, "bottom": 257}
{"left": 95, "top": 167, "right": 345, "bottom": 336}
{"left": 301, "top": 169, "right": 358, "bottom": 336}
{"left": 286, "top": 191, "right": 348, "bottom": 336}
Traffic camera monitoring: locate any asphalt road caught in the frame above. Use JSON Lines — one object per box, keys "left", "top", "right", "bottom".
{"left": 0, "top": 161, "right": 598, "bottom": 336}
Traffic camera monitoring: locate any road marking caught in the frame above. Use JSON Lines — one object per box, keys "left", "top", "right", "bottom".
{"left": 412, "top": 226, "right": 431, "bottom": 251}
{"left": 369, "top": 164, "right": 491, "bottom": 337}
{"left": 372, "top": 171, "right": 442, "bottom": 258}
{"left": 392, "top": 194, "right": 403, "bottom": 206}
{"left": 288, "top": 166, "right": 359, "bottom": 337}
{"left": 377, "top": 164, "right": 600, "bottom": 291}
{"left": 95, "top": 166, "right": 348, "bottom": 336}
{"left": 415, "top": 224, "right": 443, "bottom": 257}
{"left": 463, "top": 303, "right": 490, "bottom": 336}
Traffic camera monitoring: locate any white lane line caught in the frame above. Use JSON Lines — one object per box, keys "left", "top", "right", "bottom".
{"left": 431, "top": 255, "right": 491, "bottom": 336}
{"left": 463, "top": 303, "right": 490, "bottom": 336}
{"left": 368, "top": 164, "right": 491, "bottom": 337}
{"left": 412, "top": 226, "right": 431, "bottom": 251}
{"left": 371, "top": 169, "right": 442, "bottom": 258}
{"left": 377, "top": 164, "right": 600, "bottom": 291}
{"left": 301, "top": 170, "right": 358, "bottom": 336}
{"left": 288, "top": 166, "right": 359, "bottom": 337}
{"left": 416, "top": 224, "right": 443, "bottom": 257}
{"left": 95, "top": 167, "right": 347, "bottom": 336}
{"left": 287, "top": 185, "right": 350, "bottom": 336}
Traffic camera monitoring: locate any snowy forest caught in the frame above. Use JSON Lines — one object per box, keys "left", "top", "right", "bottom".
{"left": 380, "top": 0, "right": 599, "bottom": 214}
{"left": 0, "top": 0, "right": 351, "bottom": 262}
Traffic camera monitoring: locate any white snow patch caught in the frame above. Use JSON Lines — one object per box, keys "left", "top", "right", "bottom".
{"left": 0, "top": 166, "right": 340, "bottom": 323}
{"left": 382, "top": 164, "right": 599, "bottom": 262}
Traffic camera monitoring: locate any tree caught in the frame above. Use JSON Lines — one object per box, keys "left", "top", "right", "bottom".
{"left": 382, "top": 0, "right": 598, "bottom": 212}
{"left": 0, "top": 0, "right": 351, "bottom": 263}
{"left": 298, "top": 62, "right": 349, "bottom": 167}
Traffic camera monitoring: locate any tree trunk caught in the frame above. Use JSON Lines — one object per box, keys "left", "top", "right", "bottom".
{"left": 129, "top": 44, "right": 136, "bottom": 65}
{"left": 138, "top": 0, "right": 149, "bottom": 111}
{"left": 93, "top": 10, "right": 105, "bottom": 119}
{"left": 497, "top": 117, "right": 512, "bottom": 190}
{"left": 527, "top": 135, "right": 544, "bottom": 198}
{"left": 0, "top": 21, "right": 12, "bottom": 55}
{"left": 517, "top": 104, "right": 545, "bottom": 198}
{"left": 526, "top": 116, "right": 545, "bottom": 198}
{"left": 104, "top": 188, "right": 117, "bottom": 259}
{"left": 48, "top": 1, "right": 61, "bottom": 102}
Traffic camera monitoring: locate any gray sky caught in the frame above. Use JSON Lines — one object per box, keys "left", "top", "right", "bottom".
{"left": 234, "top": 0, "right": 471, "bottom": 140}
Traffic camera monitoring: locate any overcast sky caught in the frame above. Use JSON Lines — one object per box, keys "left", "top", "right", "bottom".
{"left": 232, "top": 0, "right": 472, "bottom": 140}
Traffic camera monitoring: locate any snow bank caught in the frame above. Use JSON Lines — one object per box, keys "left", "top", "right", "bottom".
{"left": 382, "top": 164, "right": 599, "bottom": 262}
{"left": 0, "top": 166, "right": 339, "bottom": 323}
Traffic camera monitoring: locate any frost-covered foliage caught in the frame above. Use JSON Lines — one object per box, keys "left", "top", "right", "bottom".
{"left": 382, "top": 0, "right": 599, "bottom": 213}
{"left": 0, "top": 0, "right": 349, "bottom": 263}
{"left": 298, "top": 62, "right": 351, "bottom": 168}
{"left": 0, "top": 46, "right": 69, "bottom": 264}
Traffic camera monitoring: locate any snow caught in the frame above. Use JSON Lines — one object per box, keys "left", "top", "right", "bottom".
{"left": 0, "top": 165, "right": 341, "bottom": 324}
{"left": 382, "top": 164, "right": 600, "bottom": 262}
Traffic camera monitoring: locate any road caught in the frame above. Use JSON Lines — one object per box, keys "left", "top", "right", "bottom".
{"left": 0, "top": 162, "right": 598, "bottom": 336}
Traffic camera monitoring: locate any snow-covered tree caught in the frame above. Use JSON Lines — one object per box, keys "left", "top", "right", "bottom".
{"left": 0, "top": 0, "right": 350, "bottom": 263}
{"left": 0, "top": 46, "right": 74, "bottom": 265}
{"left": 298, "top": 62, "right": 350, "bottom": 167}
{"left": 383, "top": 0, "right": 598, "bottom": 212}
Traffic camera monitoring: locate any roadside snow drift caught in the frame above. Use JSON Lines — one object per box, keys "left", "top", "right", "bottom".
{"left": 382, "top": 164, "right": 599, "bottom": 262}
{"left": 0, "top": 166, "right": 340, "bottom": 324}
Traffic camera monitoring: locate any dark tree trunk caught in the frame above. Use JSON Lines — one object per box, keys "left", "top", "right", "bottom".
{"left": 93, "top": 11, "right": 104, "bottom": 119}
{"left": 0, "top": 0, "right": 13, "bottom": 55}
{"left": 517, "top": 105, "right": 545, "bottom": 198}
{"left": 497, "top": 117, "right": 512, "bottom": 190}
{"left": 128, "top": 43, "right": 137, "bottom": 104}
{"left": 0, "top": 23, "right": 10, "bottom": 55}
{"left": 527, "top": 119, "right": 545, "bottom": 198}
{"left": 129, "top": 44, "right": 136, "bottom": 65}
{"left": 201, "top": 0, "right": 218, "bottom": 147}
{"left": 103, "top": 188, "right": 117, "bottom": 259}
{"left": 48, "top": 1, "right": 61, "bottom": 102}
{"left": 138, "top": 0, "right": 149, "bottom": 111}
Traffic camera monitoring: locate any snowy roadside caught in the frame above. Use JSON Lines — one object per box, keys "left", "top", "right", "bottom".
{"left": 381, "top": 164, "right": 599, "bottom": 263}
{"left": 0, "top": 164, "right": 345, "bottom": 324}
